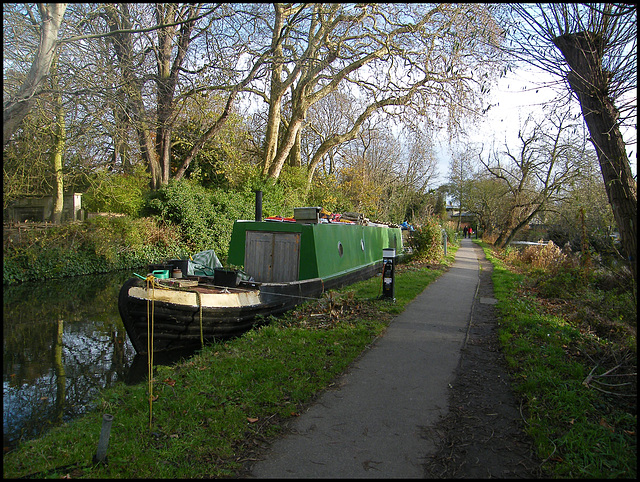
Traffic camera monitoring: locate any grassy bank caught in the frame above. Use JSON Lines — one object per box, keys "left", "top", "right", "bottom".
{"left": 2, "top": 249, "right": 457, "bottom": 479}
{"left": 5, "top": 240, "right": 634, "bottom": 479}
{"left": 481, "top": 241, "right": 636, "bottom": 478}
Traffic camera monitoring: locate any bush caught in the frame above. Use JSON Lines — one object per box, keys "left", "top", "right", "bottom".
{"left": 83, "top": 164, "right": 150, "bottom": 216}
{"left": 307, "top": 171, "right": 354, "bottom": 214}
{"left": 506, "top": 240, "right": 579, "bottom": 274}
{"left": 143, "top": 178, "right": 254, "bottom": 259}
{"left": 237, "top": 165, "right": 309, "bottom": 218}
{"left": 442, "top": 221, "right": 459, "bottom": 247}
{"left": 409, "top": 217, "right": 444, "bottom": 261}
{"left": 3, "top": 216, "right": 188, "bottom": 284}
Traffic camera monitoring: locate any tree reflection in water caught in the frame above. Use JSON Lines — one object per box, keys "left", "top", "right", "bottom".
{"left": 3, "top": 271, "right": 138, "bottom": 452}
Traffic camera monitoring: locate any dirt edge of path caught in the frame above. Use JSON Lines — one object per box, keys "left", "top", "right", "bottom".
{"left": 422, "top": 243, "right": 550, "bottom": 478}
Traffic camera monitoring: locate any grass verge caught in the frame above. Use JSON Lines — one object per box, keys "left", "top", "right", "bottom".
{"left": 2, "top": 248, "right": 457, "bottom": 479}
{"left": 479, "top": 241, "right": 636, "bottom": 478}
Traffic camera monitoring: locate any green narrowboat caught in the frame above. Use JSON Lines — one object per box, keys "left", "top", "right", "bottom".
{"left": 119, "top": 208, "right": 402, "bottom": 354}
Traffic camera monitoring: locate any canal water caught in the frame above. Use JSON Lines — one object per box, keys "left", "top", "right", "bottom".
{"left": 2, "top": 270, "right": 195, "bottom": 453}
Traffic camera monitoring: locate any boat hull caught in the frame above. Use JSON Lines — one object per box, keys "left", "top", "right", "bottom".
{"left": 119, "top": 261, "right": 381, "bottom": 353}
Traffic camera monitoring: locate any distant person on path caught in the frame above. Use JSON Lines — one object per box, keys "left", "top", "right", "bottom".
{"left": 469, "top": 226, "right": 473, "bottom": 238}
{"left": 463, "top": 226, "right": 469, "bottom": 238}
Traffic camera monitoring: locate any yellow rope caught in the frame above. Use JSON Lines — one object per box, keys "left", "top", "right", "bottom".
{"left": 146, "top": 275, "right": 156, "bottom": 431}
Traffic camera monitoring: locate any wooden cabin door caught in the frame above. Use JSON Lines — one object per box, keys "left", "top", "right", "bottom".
{"left": 244, "top": 231, "right": 300, "bottom": 282}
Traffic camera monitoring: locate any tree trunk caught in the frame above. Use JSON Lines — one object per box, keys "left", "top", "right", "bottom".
{"left": 3, "top": 3, "right": 67, "bottom": 146}
{"left": 262, "top": 5, "right": 286, "bottom": 177}
{"left": 154, "top": 4, "right": 198, "bottom": 186}
{"left": 288, "top": 129, "right": 302, "bottom": 167}
{"left": 104, "top": 4, "right": 162, "bottom": 190}
{"left": 553, "top": 32, "right": 637, "bottom": 280}
{"left": 501, "top": 203, "right": 542, "bottom": 248}
{"left": 50, "top": 132, "right": 65, "bottom": 224}
{"left": 267, "top": 118, "right": 305, "bottom": 179}
{"left": 50, "top": 54, "right": 65, "bottom": 224}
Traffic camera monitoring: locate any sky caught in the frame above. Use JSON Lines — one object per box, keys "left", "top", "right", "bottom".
{"left": 433, "top": 65, "right": 638, "bottom": 187}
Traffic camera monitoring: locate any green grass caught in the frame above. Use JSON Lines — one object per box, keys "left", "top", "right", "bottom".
{"left": 2, "top": 248, "right": 457, "bottom": 479}
{"left": 6, "top": 241, "right": 635, "bottom": 479}
{"left": 480, "top": 241, "right": 636, "bottom": 478}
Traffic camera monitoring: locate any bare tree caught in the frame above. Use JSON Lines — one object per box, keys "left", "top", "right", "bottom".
{"left": 479, "top": 107, "right": 591, "bottom": 247}
{"left": 465, "top": 175, "right": 510, "bottom": 239}
{"left": 3, "top": 3, "right": 68, "bottom": 146}
{"left": 100, "top": 3, "right": 208, "bottom": 189}
{"left": 448, "top": 146, "right": 477, "bottom": 231}
{"left": 505, "top": 3, "right": 637, "bottom": 279}
{"left": 252, "top": 3, "right": 505, "bottom": 182}
{"left": 389, "top": 128, "right": 439, "bottom": 223}
{"left": 98, "top": 3, "right": 276, "bottom": 189}
{"left": 302, "top": 90, "right": 357, "bottom": 180}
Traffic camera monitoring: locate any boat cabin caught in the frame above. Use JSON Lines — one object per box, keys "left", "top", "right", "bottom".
{"left": 227, "top": 215, "right": 402, "bottom": 284}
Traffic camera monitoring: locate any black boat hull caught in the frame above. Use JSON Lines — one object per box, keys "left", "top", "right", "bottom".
{"left": 118, "top": 262, "right": 381, "bottom": 353}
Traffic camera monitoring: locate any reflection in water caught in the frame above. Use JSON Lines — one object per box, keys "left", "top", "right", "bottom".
{"left": 3, "top": 271, "right": 144, "bottom": 452}
{"left": 54, "top": 319, "right": 65, "bottom": 424}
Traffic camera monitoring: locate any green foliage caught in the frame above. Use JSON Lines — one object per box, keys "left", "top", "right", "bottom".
{"left": 481, "top": 242, "right": 636, "bottom": 478}
{"left": 235, "top": 165, "right": 310, "bottom": 218}
{"left": 442, "top": 221, "right": 459, "bottom": 247}
{"left": 143, "top": 178, "right": 254, "bottom": 258}
{"left": 307, "top": 171, "right": 354, "bottom": 214}
{"left": 171, "top": 94, "right": 251, "bottom": 189}
{"left": 434, "top": 192, "right": 447, "bottom": 220}
{"left": 83, "top": 164, "right": 150, "bottom": 216}
{"left": 3, "top": 216, "right": 187, "bottom": 284}
{"left": 409, "top": 217, "right": 445, "bottom": 261}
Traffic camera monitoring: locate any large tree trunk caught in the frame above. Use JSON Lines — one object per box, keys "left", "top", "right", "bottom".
{"left": 3, "top": 3, "right": 67, "bottom": 146}
{"left": 104, "top": 4, "right": 162, "bottom": 190}
{"left": 154, "top": 4, "right": 198, "bottom": 186}
{"left": 267, "top": 118, "right": 305, "bottom": 179}
{"left": 262, "top": 4, "right": 287, "bottom": 177}
{"left": 553, "top": 32, "right": 637, "bottom": 281}
{"left": 50, "top": 53, "right": 65, "bottom": 224}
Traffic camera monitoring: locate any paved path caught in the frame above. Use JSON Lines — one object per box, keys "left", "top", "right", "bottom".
{"left": 248, "top": 238, "right": 480, "bottom": 478}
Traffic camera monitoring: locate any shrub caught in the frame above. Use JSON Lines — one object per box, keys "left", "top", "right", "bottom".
{"left": 3, "top": 216, "right": 188, "bottom": 284}
{"left": 442, "top": 221, "right": 459, "bottom": 247}
{"left": 409, "top": 217, "right": 444, "bottom": 261}
{"left": 143, "top": 178, "right": 254, "bottom": 259}
{"left": 83, "top": 164, "right": 151, "bottom": 216}
{"left": 237, "top": 165, "right": 309, "bottom": 218}
{"left": 307, "top": 171, "right": 354, "bottom": 214}
{"left": 508, "top": 241, "right": 579, "bottom": 274}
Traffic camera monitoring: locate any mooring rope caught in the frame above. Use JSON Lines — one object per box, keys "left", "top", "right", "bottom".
{"left": 146, "top": 275, "right": 156, "bottom": 431}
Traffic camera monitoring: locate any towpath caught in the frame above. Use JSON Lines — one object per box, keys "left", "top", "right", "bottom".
{"left": 247, "top": 237, "right": 481, "bottom": 478}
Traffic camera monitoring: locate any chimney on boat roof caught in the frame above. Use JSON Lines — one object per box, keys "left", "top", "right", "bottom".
{"left": 255, "top": 190, "right": 263, "bottom": 222}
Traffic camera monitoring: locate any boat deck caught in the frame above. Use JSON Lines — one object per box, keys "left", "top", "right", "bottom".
{"left": 154, "top": 277, "right": 260, "bottom": 295}
{"left": 189, "top": 284, "right": 259, "bottom": 295}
